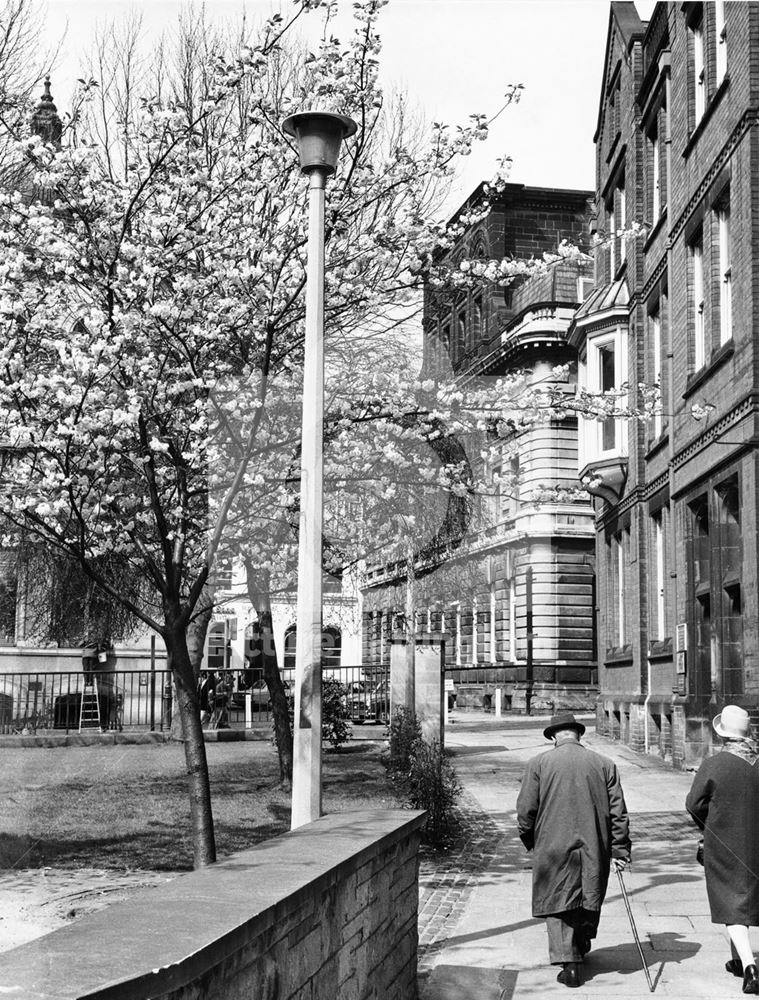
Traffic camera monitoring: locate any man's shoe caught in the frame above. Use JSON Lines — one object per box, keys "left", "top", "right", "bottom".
{"left": 557, "top": 962, "right": 582, "bottom": 988}
{"left": 742, "top": 964, "right": 759, "bottom": 995}
{"left": 727, "top": 959, "right": 744, "bottom": 977}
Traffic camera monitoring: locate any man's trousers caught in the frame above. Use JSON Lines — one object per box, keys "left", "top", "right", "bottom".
{"left": 544, "top": 907, "right": 600, "bottom": 964}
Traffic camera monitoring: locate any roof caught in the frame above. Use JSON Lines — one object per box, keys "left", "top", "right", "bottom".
{"left": 572, "top": 276, "right": 630, "bottom": 324}
{"left": 594, "top": 3, "right": 648, "bottom": 143}
{"left": 447, "top": 181, "right": 593, "bottom": 230}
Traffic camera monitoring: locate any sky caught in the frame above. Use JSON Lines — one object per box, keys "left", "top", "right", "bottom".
{"left": 41, "top": 0, "right": 658, "bottom": 212}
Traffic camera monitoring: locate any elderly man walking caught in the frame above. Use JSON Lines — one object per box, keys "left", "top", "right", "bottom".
{"left": 516, "top": 712, "right": 632, "bottom": 988}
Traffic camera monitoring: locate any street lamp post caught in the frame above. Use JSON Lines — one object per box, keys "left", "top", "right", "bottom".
{"left": 283, "top": 110, "right": 357, "bottom": 829}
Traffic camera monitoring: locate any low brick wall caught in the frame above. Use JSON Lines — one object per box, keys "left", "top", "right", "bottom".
{"left": 0, "top": 809, "right": 425, "bottom": 1000}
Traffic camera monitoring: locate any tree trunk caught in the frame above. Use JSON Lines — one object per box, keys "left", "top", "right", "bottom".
{"left": 187, "top": 597, "right": 214, "bottom": 673}
{"left": 170, "top": 595, "right": 214, "bottom": 741}
{"left": 245, "top": 561, "right": 293, "bottom": 786}
{"left": 165, "top": 623, "right": 217, "bottom": 867}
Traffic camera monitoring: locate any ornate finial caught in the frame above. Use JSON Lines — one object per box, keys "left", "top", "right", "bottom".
{"left": 31, "top": 76, "right": 62, "bottom": 146}
{"left": 39, "top": 77, "right": 55, "bottom": 107}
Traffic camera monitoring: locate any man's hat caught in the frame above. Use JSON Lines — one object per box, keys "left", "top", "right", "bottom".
{"left": 543, "top": 712, "right": 586, "bottom": 740}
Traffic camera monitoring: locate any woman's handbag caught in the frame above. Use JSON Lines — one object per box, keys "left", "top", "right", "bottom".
{"left": 696, "top": 838, "right": 704, "bottom": 866}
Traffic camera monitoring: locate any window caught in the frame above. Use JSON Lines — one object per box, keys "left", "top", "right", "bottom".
{"left": 618, "top": 179, "right": 627, "bottom": 264}
{"left": 688, "top": 495, "right": 712, "bottom": 699}
{"left": 607, "top": 199, "right": 616, "bottom": 277}
{"left": 577, "top": 274, "right": 594, "bottom": 302}
{"left": 454, "top": 604, "right": 462, "bottom": 665}
{"left": 584, "top": 328, "right": 627, "bottom": 459}
{"left": 652, "top": 512, "right": 666, "bottom": 641}
{"left": 651, "top": 130, "right": 660, "bottom": 219}
{"left": 717, "top": 476, "right": 742, "bottom": 695}
{"left": 606, "top": 174, "right": 626, "bottom": 276}
{"left": 509, "top": 574, "right": 517, "bottom": 661}
{"left": 691, "top": 234, "right": 706, "bottom": 370}
{"left": 615, "top": 533, "right": 625, "bottom": 646}
{"left": 600, "top": 342, "right": 616, "bottom": 450}
{"left": 717, "top": 203, "right": 732, "bottom": 345}
{"left": 215, "top": 559, "right": 233, "bottom": 591}
{"left": 692, "top": 18, "right": 705, "bottom": 121}
{"left": 440, "top": 321, "right": 451, "bottom": 367}
{"left": 651, "top": 307, "right": 663, "bottom": 438}
{"left": 488, "top": 464, "right": 502, "bottom": 524}
{"left": 687, "top": 478, "right": 744, "bottom": 699}
{"left": 472, "top": 292, "right": 484, "bottom": 346}
{"left": 508, "top": 454, "right": 520, "bottom": 518}
{"left": 610, "top": 528, "right": 630, "bottom": 648}
{"left": 715, "top": 0, "right": 727, "bottom": 82}
{"left": 206, "top": 622, "right": 228, "bottom": 670}
{"left": 456, "top": 306, "right": 466, "bottom": 359}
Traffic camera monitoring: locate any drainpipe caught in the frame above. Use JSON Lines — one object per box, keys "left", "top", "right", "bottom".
{"left": 664, "top": 57, "right": 677, "bottom": 746}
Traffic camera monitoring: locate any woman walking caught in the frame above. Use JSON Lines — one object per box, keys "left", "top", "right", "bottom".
{"left": 686, "top": 705, "right": 759, "bottom": 995}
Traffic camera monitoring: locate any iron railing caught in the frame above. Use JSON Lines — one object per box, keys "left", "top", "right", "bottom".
{"left": 0, "top": 663, "right": 389, "bottom": 735}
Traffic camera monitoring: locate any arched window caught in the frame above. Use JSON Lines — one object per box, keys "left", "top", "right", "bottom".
{"left": 283, "top": 625, "right": 297, "bottom": 671}
{"left": 322, "top": 626, "right": 342, "bottom": 669}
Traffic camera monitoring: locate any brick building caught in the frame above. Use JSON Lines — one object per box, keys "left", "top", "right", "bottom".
{"left": 570, "top": 1, "right": 759, "bottom": 766}
{"left": 361, "top": 183, "right": 598, "bottom": 712}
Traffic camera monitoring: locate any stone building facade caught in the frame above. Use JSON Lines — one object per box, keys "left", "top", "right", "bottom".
{"left": 570, "top": 1, "right": 759, "bottom": 767}
{"left": 362, "top": 184, "right": 598, "bottom": 713}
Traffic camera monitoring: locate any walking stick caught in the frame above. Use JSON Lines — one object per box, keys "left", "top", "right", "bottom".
{"left": 616, "top": 866, "right": 655, "bottom": 993}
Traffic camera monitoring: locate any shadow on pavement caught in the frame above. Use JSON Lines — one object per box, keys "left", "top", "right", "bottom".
{"left": 583, "top": 932, "right": 701, "bottom": 985}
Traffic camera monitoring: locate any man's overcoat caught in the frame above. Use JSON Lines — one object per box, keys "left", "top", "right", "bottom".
{"left": 516, "top": 741, "right": 631, "bottom": 916}
{"left": 686, "top": 749, "right": 759, "bottom": 924}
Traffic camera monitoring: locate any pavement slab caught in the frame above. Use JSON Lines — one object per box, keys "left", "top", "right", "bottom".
{"left": 418, "top": 712, "right": 752, "bottom": 1000}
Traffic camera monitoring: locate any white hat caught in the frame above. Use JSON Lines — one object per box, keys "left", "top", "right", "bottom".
{"left": 713, "top": 705, "right": 751, "bottom": 739}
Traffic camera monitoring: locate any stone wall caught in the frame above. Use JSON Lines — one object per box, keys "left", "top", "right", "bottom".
{"left": 0, "top": 810, "right": 425, "bottom": 1000}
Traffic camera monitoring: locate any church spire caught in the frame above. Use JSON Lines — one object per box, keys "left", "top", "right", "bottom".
{"left": 31, "top": 77, "right": 62, "bottom": 147}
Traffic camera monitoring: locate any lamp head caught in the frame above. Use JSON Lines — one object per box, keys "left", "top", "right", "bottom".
{"left": 282, "top": 110, "right": 357, "bottom": 175}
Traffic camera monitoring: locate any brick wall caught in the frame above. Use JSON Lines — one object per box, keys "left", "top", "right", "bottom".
{"left": 0, "top": 810, "right": 426, "bottom": 1000}
{"left": 585, "top": 1, "right": 759, "bottom": 768}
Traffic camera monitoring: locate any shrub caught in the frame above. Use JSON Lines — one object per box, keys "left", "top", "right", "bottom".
{"left": 278, "top": 677, "right": 352, "bottom": 750}
{"left": 386, "top": 706, "right": 422, "bottom": 776}
{"left": 385, "top": 709, "right": 461, "bottom": 847}
{"left": 406, "top": 738, "right": 462, "bottom": 847}
{"left": 321, "top": 678, "right": 352, "bottom": 749}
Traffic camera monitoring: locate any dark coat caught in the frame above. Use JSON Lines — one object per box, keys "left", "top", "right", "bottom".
{"left": 516, "top": 741, "right": 631, "bottom": 916}
{"left": 686, "top": 749, "right": 759, "bottom": 925}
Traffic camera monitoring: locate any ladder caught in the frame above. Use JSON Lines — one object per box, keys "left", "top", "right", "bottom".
{"left": 79, "top": 678, "right": 102, "bottom": 733}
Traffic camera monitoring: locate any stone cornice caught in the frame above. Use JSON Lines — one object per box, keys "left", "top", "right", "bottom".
{"left": 670, "top": 108, "right": 758, "bottom": 244}
{"left": 639, "top": 252, "right": 668, "bottom": 302}
{"left": 642, "top": 470, "right": 669, "bottom": 501}
{"left": 595, "top": 395, "right": 759, "bottom": 527}
{"left": 672, "top": 391, "right": 759, "bottom": 472}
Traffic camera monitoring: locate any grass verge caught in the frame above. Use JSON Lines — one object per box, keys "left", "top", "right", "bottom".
{"left": 1, "top": 738, "right": 400, "bottom": 872}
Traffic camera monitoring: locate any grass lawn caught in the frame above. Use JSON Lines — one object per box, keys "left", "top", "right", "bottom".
{"left": 1, "top": 736, "right": 402, "bottom": 872}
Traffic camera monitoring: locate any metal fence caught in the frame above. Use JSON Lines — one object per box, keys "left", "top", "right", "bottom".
{"left": 0, "top": 663, "right": 389, "bottom": 735}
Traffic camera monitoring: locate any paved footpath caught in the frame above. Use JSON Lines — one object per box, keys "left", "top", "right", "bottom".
{"left": 417, "top": 712, "right": 746, "bottom": 1000}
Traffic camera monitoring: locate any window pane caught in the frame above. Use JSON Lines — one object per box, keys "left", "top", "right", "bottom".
{"left": 599, "top": 343, "right": 616, "bottom": 450}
